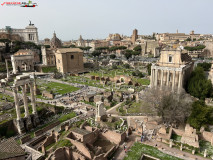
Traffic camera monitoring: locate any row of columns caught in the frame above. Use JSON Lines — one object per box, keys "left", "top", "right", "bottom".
{"left": 13, "top": 82, "right": 37, "bottom": 121}
{"left": 151, "top": 68, "right": 183, "bottom": 93}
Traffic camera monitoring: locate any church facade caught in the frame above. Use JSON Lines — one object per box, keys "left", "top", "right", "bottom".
{"left": 41, "top": 32, "right": 62, "bottom": 66}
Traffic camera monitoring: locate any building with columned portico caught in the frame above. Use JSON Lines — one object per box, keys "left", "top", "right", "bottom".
{"left": 150, "top": 48, "right": 194, "bottom": 93}
{"left": 0, "top": 22, "right": 39, "bottom": 44}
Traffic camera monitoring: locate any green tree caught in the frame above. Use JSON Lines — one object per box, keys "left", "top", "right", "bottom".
{"left": 112, "top": 65, "right": 117, "bottom": 69}
{"left": 133, "top": 45, "right": 142, "bottom": 52}
{"left": 186, "top": 37, "right": 192, "bottom": 41}
{"left": 91, "top": 51, "right": 101, "bottom": 57}
{"left": 187, "top": 101, "right": 213, "bottom": 129}
{"left": 124, "top": 52, "right": 132, "bottom": 59}
{"left": 0, "top": 39, "right": 11, "bottom": 53}
{"left": 117, "top": 46, "right": 127, "bottom": 50}
{"left": 187, "top": 66, "right": 212, "bottom": 99}
{"left": 110, "top": 54, "right": 116, "bottom": 59}
{"left": 123, "top": 63, "right": 130, "bottom": 69}
{"left": 184, "top": 45, "right": 206, "bottom": 51}
{"left": 197, "top": 62, "right": 211, "bottom": 71}
{"left": 147, "top": 64, "right": 152, "bottom": 75}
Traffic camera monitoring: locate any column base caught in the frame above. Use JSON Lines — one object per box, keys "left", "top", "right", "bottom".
{"left": 24, "top": 117, "right": 33, "bottom": 131}
{"left": 95, "top": 116, "right": 101, "bottom": 122}
{"left": 34, "top": 86, "right": 41, "bottom": 95}
{"left": 6, "top": 77, "right": 13, "bottom": 82}
{"left": 31, "top": 113, "right": 40, "bottom": 127}
{"left": 14, "top": 119, "right": 25, "bottom": 134}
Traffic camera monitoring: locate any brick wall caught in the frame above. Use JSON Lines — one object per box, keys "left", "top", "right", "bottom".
{"left": 100, "top": 130, "right": 126, "bottom": 145}
{"left": 172, "top": 128, "right": 184, "bottom": 136}
{"left": 42, "top": 132, "right": 58, "bottom": 149}
{"left": 200, "top": 131, "right": 213, "bottom": 145}
{"left": 20, "top": 134, "right": 31, "bottom": 144}
{"left": 83, "top": 130, "right": 99, "bottom": 144}
{"left": 29, "top": 135, "right": 46, "bottom": 148}
{"left": 67, "top": 138, "right": 93, "bottom": 159}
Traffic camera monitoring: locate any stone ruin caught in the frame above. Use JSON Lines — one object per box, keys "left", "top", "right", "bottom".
{"left": 95, "top": 101, "right": 106, "bottom": 122}
{"left": 157, "top": 124, "right": 200, "bottom": 148}
{"left": 12, "top": 74, "right": 39, "bottom": 134}
{"left": 181, "top": 124, "right": 199, "bottom": 148}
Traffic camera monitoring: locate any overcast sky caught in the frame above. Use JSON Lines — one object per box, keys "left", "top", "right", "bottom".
{"left": 0, "top": 0, "right": 213, "bottom": 41}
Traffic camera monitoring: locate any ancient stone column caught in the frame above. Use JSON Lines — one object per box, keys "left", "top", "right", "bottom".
{"left": 172, "top": 70, "right": 176, "bottom": 91}
{"left": 166, "top": 70, "right": 170, "bottom": 86}
{"left": 5, "top": 59, "right": 9, "bottom": 79}
{"left": 150, "top": 69, "right": 153, "bottom": 88}
{"left": 13, "top": 87, "right": 21, "bottom": 120}
{"left": 204, "top": 149, "right": 207, "bottom": 157}
{"left": 11, "top": 56, "right": 17, "bottom": 74}
{"left": 178, "top": 71, "right": 182, "bottom": 93}
{"left": 152, "top": 69, "right": 155, "bottom": 87}
{"left": 29, "top": 82, "right": 37, "bottom": 114}
{"left": 21, "top": 85, "right": 30, "bottom": 117}
{"left": 160, "top": 70, "right": 164, "bottom": 89}
{"left": 155, "top": 69, "right": 158, "bottom": 87}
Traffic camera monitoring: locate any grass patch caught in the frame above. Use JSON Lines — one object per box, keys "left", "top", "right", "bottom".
{"left": 81, "top": 100, "right": 95, "bottom": 106}
{"left": 124, "top": 142, "right": 182, "bottom": 160}
{"left": 42, "top": 66, "right": 57, "bottom": 73}
{"left": 46, "top": 142, "right": 56, "bottom": 151}
{"left": 133, "top": 78, "right": 150, "bottom": 85}
{"left": 52, "top": 139, "right": 72, "bottom": 151}
{"left": 199, "top": 140, "right": 213, "bottom": 158}
{"left": 126, "top": 101, "right": 157, "bottom": 115}
{"left": 37, "top": 80, "right": 79, "bottom": 95}
{"left": 0, "top": 93, "right": 14, "bottom": 102}
{"left": 59, "top": 112, "right": 76, "bottom": 123}
{"left": 171, "top": 134, "right": 182, "bottom": 142}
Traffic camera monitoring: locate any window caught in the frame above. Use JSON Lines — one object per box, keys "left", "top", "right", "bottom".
{"left": 71, "top": 55, "right": 74, "bottom": 59}
{"left": 168, "top": 55, "right": 172, "bottom": 63}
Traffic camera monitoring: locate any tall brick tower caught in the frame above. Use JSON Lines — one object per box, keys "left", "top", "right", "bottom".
{"left": 132, "top": 29, "right": 138, "bottom": 44}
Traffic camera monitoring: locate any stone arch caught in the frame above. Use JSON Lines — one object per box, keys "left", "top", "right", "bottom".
{"left": 128, "top": 81, "right": 133, "bottom": 85}
{"left": 120, "top": 77, "right": 125, "bottom": 83}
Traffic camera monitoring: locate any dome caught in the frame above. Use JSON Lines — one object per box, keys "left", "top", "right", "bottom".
{"left": 50, "top": 32, "right": 62, "bottom": 49}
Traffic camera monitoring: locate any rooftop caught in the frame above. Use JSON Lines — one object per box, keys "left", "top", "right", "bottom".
{"left": 0, "top": 138, "right": 25, "bottom": 160}
{"left": 57, "top": 48, "right": 83, "bottom": 53}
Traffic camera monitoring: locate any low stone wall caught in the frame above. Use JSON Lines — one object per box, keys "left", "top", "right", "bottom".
{"left": 41, "top": 131, "right": 58, "bottom": 149}
{"left": 104, "top": 145, "right": 117, "bottom": 158}
{"left": 21, "top": 134, "right": 31, "bottom": 144}
{"left": 172, "top": 128, "right": 184, "bottom": 136}
{"left": 34, "top": 129, "right": 44, "bottom": 137}
{"left": 47, "top": 147, "right": 86, "bottom": 160}
{"left": 200, "top": 131, "right": 213, "bottom": 145}
{"left": 60, "top": 122, "right": 69, "bottom": 131}
{"left": 34, "top": 121, "right": 60, "bottom": 137}
{"left": 42, "top": 91, "right": 54, "bottom": 99}
{"left": 93, "top": 153, "right": 107, "bottom": 160}
{"left": 29, "top": 135, "right": 46, "bottom": 148}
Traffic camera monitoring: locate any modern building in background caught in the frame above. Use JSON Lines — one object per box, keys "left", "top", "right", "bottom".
{"left": 0, "top": 22, "right": 39, "bottom": 44}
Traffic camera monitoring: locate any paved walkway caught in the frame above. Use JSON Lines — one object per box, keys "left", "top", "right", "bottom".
{"left": 107, "top": 102, "right": 123, "bottom": 114}
{"left": 113, "top": 134, "right": 137, "bottom": 160}
{"left": 144, "top": 140, "right": 210, "bottom": 160}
